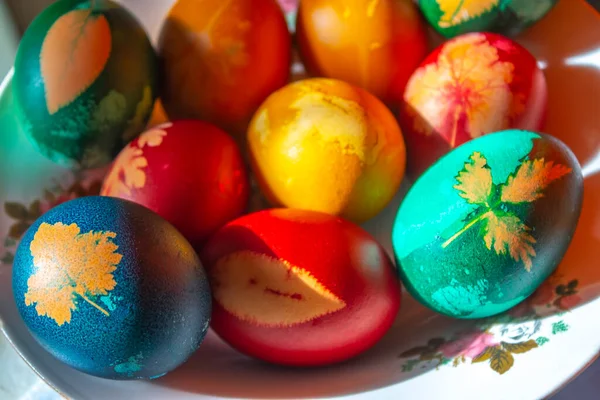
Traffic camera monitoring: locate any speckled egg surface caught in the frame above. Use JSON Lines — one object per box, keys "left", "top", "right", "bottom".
{"left": 418, "top": 0, "right": 559, "bottom": 38}
{"left": 101, "top": 120, "right": 250, "bottom": 249}
{"left": 13, "top": 0, "right": 158, "bottom": 168}
{"left": 400, "top": 32, "right": 547, "bottom": 176}
{"left": 247, "top": 78, "right": 406, "bottom": 223}
{"left": 12, "top": 196, "right": 211, "bottom": 380}
{"left": 392, "top": 130, "right": 582, "bottom": 319}
{"left": 202, "top": 208, "right": 401, "bottom": 367}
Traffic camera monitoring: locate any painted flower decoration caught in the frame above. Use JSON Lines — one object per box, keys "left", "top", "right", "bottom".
{"left": 490, "top": 320, "right": 542, "bottom": 344}
{"left": 404, "top": 33, "right": 523, "bottom": 147}
{"left": 102, "top": 123, "right": 171, "bottom": 197}
{"left": 25, "top": 222, "right": 122, "bottom": 326}
{"left": 439, "top": 331, "right": 499, "bottom": 359}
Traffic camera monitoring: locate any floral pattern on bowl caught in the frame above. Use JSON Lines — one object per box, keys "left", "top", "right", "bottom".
{"left": 1, "top": 1, "right": 600, "bottom": 400}
{"left": 399, "top": 276, "right": 581, "bottom": 375}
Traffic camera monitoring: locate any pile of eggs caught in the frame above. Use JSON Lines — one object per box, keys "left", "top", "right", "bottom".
{"left": 10, "top": 0, "right": 583, "bottom": 380}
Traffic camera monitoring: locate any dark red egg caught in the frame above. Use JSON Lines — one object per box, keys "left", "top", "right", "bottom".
{"left": 201, "top": 208, "right": 401, "bottom": 366}
{"left": 400, "top": 32, "right": 547, "bottom": 177}
{"left": 101, "top": 120, "right": 250, "bottom": 249}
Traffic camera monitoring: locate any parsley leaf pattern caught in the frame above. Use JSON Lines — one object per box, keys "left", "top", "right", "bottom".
{"left": 443, "top": 152, "right": 571, "bottom": 271}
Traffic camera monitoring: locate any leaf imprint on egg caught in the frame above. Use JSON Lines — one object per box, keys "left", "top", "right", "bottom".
{"left": 40, "top": 9, "right": 112, "bottom": 114}
{"left": 403, "top": 33, "right": 524, "bottom": 147}
{"left": 101, "top": 124, "right": 171, "bottom": 197}
{"left": 25, "top": 222, "right": 122, "bottom": 326}
{"left": 442, "top": 151, "right": 571, "bottom": 271}
{"left": 436, "top": 0, "right": 499, "bottom": 27}
{"left": 211, "top": 251, "right": 346, "bottom": 327}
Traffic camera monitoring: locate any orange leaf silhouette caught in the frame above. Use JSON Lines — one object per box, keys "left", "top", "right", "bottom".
{"left": 41, "top": 9, "right": 111, "bottom": 114}
{"left": 501, "top": 158, "right": 572, "bottom": 203}
{"left": 404, "top": 33, "right": 516, "bottom": 147}
{"left": 211, "top": 251, "right": 346, "bottom": 327}
{"left": 437, "top": 0, "right": 499, "bottom": 28}
{"left": 453, "top": 152, "right": 492, "bottom": 204}
{"left": 101, "top": 125, "right": 170, "bottom": 197}
{"left": 25, "top": 222, "right": 122, "bottom": 326}
{"left": 482, "top": 212, "right": 536, "bottom": 271}
{"left": 445, "top": 151, "right": 571, "bottom": 271}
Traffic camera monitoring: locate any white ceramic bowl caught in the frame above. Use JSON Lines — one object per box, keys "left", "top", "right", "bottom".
{"left": 1, "top": 0, "right": 600, "bottom": 399}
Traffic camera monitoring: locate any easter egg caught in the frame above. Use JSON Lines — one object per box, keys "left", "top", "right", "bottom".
{"left": 101, "top": 120, "right": 250, "bottom": 249}
{"left": 391, "top": 130, "right": 583, "bottom": 319}
{"left": 247, "top": 78, "right": 406, "bottom": 223}
{"left": 296, "top": 0, "right": 428, "bottom": 105}
{"left": 13, "top": 0, "right": 158, "bottom": 169}
{"left": 419, "top": 0, "right": 559, "bottom": 38}
{"left": 202, "top": 208, "right": 401, "bottom": 366}
{"left": 400, "top": 32, "right": 547, "bottom": 177}
{"left": 12, "top": 196, "right": 212, "bottom": 379}
{"left": 158, "top": 0, "right": 291, "bottom": 143}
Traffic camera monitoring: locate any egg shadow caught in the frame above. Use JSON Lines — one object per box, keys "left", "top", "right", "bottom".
{"left": 155, "top": 198, "right": 476, "bottom": 399}
{"left": 508, "top": 0, "right": 600, "bottom": 317}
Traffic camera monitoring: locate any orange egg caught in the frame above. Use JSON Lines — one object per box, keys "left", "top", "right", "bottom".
{"left": 247, "top": 78, "right": 406, "bottom": 223}
{"left": 296, "top": 0, "right": 428, "bottom": 106}
{"left": 158, "top": 0, "right": 291, "bottom": 143}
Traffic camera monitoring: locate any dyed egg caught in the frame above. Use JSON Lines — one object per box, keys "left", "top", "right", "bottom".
{"left": 202, "top": 208, "right": 401, "bottom": 366}
{"left": 296, "top": 0, "right": 428, "bottom": 105}
{"left": 391, "top": 130, "right": 583, "bottom": 319}
{"left": 248, "top": 78, "right": 406, "bottom": 223}
{"left": 13, "top": 0, "right": 158, "bottom": 169}
{"left": 419, "top": 0, "right": 559, "bottom": 38}
{"left": 400, "top": 32, "right": 547, "bottom": 177}
{"left": 158, "top": 0, "right": 291, "bottom": 143}
{"left": 101, "top": 120, "right": 250, "bottom": 249}
{"left": 12, "top": 196, "right": 212, "bottom": 379}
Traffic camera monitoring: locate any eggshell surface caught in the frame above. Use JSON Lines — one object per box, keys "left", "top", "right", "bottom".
{"left": 419, "top": 0, "right": 559, "bottom": 38}
{"left": 400, "top": 32, "right": 547, "bottom": 176}
{"left": 13, "top": 0, "right": 158, "bottom": 168}
{"left": 392, "top": 130, "right": 583, "bottom": 319}
{"left": 202, "top": 208, "right": 401, "bottom": 366}
{"left": 296, "top": 0, "right": 428, "bottom": 105}
{"left": 158, "top": 0, "right": 291, "bottom": 142}
{"left": 101, "top": 120, "right": 250, "bottom": 249}
{"left": 248, "top": 78, "right": 406, "bottom": 223}
{"left": 12, "top": 196, "right": 212, "bottom": 379}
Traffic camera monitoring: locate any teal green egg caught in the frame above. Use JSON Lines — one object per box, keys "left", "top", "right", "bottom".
{"left": 13, "top": 0, "right": 158, "bottom": 169}
{"left": 392, "top": 130, "right": 583, "bottom": 319}
{"left": 418, "top": 0, "right": 559, "bottom": 38}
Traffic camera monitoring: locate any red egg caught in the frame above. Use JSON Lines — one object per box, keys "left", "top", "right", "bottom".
{"left": 400, "top": 32, "right": 547, "bottom": 177}
{"left": 101, "top": 120, "right": 250, "bottom": 249}
{"left": 201, "top": 208, "right": 401, "bottom": 366}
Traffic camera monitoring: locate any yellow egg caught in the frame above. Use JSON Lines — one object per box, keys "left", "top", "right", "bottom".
{"left": 247, "top": 78, "right": 406, "bottom": 223}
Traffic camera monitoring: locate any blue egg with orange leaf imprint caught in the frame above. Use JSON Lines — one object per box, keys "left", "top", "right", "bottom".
{"left": 12, "top": 196, "right": 211, "bottom": 380}
{"left": 391, "top": 130, "right": 583, "bottom": 319}
{"left": 13, "top": 0, "right": 158, "bottom": 169}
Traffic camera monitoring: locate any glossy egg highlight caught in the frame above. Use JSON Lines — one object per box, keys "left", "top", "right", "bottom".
{"left": 248, "top": 78, "right": 406, "bottom": 223}
{"left": 202, "top": 208, "right": 401, "bottom": 366}
{"left": 400, "top": 32, "right": 547, "bottom": 177}
{"left": 158, "top": 0, "right": 291, "bottom": 142}
{"left": 13, "top": 0, "right": 158, "bottom": 168}
{"left": 296, "top": 0, "right": 428, "bottom": 105}
{"left": 419, "top": 0, "right": 559, "bottom": 38}
{"left": 12, "top": 196, "right": 212, "bottom": 379}
{"left": 392, "top": 130, "right": 583, "bottom": 319}
{"left": 101, "top": 120, "right": 250, "bottom": 249}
